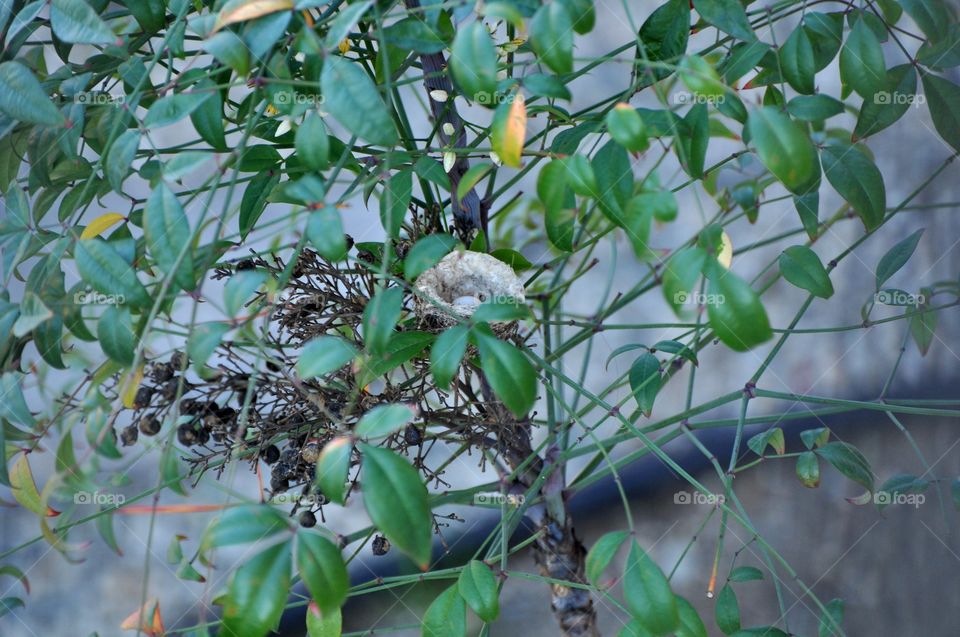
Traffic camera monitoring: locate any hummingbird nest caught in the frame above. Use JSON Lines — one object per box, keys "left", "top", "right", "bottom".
{"left": 413, "top": 250, "right": 525, "bottom": 336}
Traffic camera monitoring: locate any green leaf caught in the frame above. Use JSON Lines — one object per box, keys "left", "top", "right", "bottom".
{"left": 380, "top": 170, "right": 413, "bottom": 239}
{"left": 74, "top": 238, "right": 150, "bottom": 308}
{"left": 0, "top": 374, "right": 35, "bottom": 429}
{"left": 818, "top": 598, "right": 845, "bottom": 637}
{"left": 203, "top": 30, "right": 251, "bottom": 76}
{"left": 606, "top": 103, "right": 649, "bottom": 152}
{"left": 450, "top": 22, "right": 499, "bottom": 103}
{"left": 676, "top": 597, "right": 708, "bottom": 637}
{"left": 623, "top": 541, "right": 679, "bottom": 636}
{"left": 921, "top": 73, "right": 960, "bottom": 153}
{"left": 190, "top": 78, "right": 228, "bottom": 151}
{"left": 592, "top": 140, "right": 633, "bottom": 220}
{"left": 457, "top": 560, "right": 499, "bottom": 622}
{"left": 187, "top": 321, "right": 230, "bottom": 370}
{"left": 321, "top": 55, "right": 397, "bottom": 146}
{"left": 747, "top": 107, "right": 819, "bottom": 195}
{"left": 875, "top": 229, "right": 923, "bottom": 289}
{"left": 909, "top": 305, "right": 937, "bottom": 356}
{"left": 51, "top": 0, "right": 115, "bottom": 45}
{"left": 297, "top": 336, "right": 357, "bottom": 378}
{"left": 715, "top": 584, "right": 740, "bottom": 634}
{"left": 316, "top": 437, "right": 352, "bottom": 505}
{"left": 0, "top": 62, "right": 65, "bottom": 127}
{"left": 362, "top": 286, "right": 404, "bottom": 355}
{"left": 224, "top": 270, "right": 267, "bottom": 317}
{"left": 145, "top": 92, "right": 214, "bottom": 128}
{"left": 662, "top": 247, "right": 707, "bottom": 316}
{"left": 357, "top": 331, "right": 434, "bottom": 386}
{"left": 815, "top": 441, "right": 874, "bottom": 491}
{"left": 796, "top": 452, "right": 820, "bottom": 488}
{"left": 473, "top": 325, "right": 537, "bottom": 417}
{"left": 145, "top": 182, "right": 195, "bottom": 291}
{"left": 636, "top": 0, "right": 690, "bottom": 84}
{"left": 839, "top": 19, "right": 886, "bottom": 97}
{"left": 899, "top": 0, "right": 951, "bottom": 43}
{"left": 585, "top": 530, "right": 628, "bottom": 585}
{"left": 422, "top": 585, "right": 466, "bottom": 637}
{"left": 706, "top": 264, "right": 772, "bottom": 351}
{"left": 98, "top": 305, "right": 136, "bottom": 366}
{"left": 522, "top": 72, "right": 572, "bottom": 100}
{"left": 296, "top": 112, "right": 331, "bottom": 171}
{"left": 431, "top": 324, "right": 468, "bottom": 390}
{"left": 297, "top": 531, "right": 348, "bottom": 614}
{"left": 802, "top": 12, "right": 844, "bottom": 71}
{"left": 821, "top": 143, "right": 886, "bottom": 230}
{"left": 323, "top": 0, "right": 373, "bottom": 50}
{"left": 779, "top": 26, "right": 817, "bottom": 94}
{"left": 105, "top": 129, "right": 141, "bottom": 193}
{"left": 853, "top": 65, "right": 916, "bottom": 139}
{"left": 360, "top": 443, "right": 432, "bottom": 568}
{"left": 222, "top": 541, "right": 293, "bottom": 637}
{"left": 490, "top": 248, "right": 533, "bottom": 271}
{"left": 356, "top": 403, "right": 417, "bottom": 439}
{"left": 203, "top": 505, "right": 291, "bottom": 549}
{"left": 747, "top": 428, "right": 785, "bottom": 456}
{"left": 240, "top": 170, "right": 280, "bottom": 240}
{"left": 786, "top": 94, "right": 844, "bottom": 121}
{"left": 307, "top": 206, "right": 348, "bottom": 261}
{"left": 729, "top": 567, "right": 764, "bottom": 582}
{"left": 405, "top": 234, "right": 457, "bottom": 280}
{"left": 558, "top": 0, "right": 595, "bottom": 34}
{"left": 162, "top": 152, "right": 210, "bottom": 182}
{"left": 530, "top": 2, "right": 574, "bottom": 75}
{"left": 778, "top": 245, "right": 834, "bottom": 298}
{"left": 692, "top": 0, "right": 755, "bottom": 41}
{"left": 629, "top": 353, "right": 661, "bottom": 416}
{"left": 678, "top": 55, "right": 726, "bottom": 99}
{"left": 307, "top": 602, "right": 342, "bottom": 637}
{"left": 238, "top": 145, "right": 282, "bottom": 172}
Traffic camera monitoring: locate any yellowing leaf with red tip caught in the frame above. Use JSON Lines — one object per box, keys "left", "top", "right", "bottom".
{"left": 80, "top": 212, "right": 126, "bottom": 239}
{"left": 120, "top": 365, "right": 144, "bottom": 409}
{"left": 121, "top": 598, "right": 165, "bottom": 636}
{"left": 215, "top": 0, "right": 293, "bottom": 31}
{"left": 491, "top": 94, "right": 527, "bottom": 168}
{"left": 10, "top": 454, "right": 45, "bottom": 516}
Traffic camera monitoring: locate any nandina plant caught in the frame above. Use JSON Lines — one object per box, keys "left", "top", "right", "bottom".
{"left": 0, "top": 0, "right": 958, "bottom": 636}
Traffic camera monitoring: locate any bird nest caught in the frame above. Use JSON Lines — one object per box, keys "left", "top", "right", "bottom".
{"left": 413, "top": 250, "right": 526, "bottom": 335}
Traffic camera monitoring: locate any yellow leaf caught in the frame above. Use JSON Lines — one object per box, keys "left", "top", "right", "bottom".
{"left": 338, "top": 38, "right": 350, "bottom": 55}
{"left": 120, "top": 365, "right": 145, "bottom": 409}
{"left": 80, "top": 212, "right": 126, "bottom": 239}
{"left": 215, "top": 0, "right": 294, "bottom": 31}
{"left": 491, "top": 93, "right": 526, "bottom": 168}
{"left": 10, "top": 454, "right": 45, "bottom": 516}
{"left": 718, "top": 231, "right": 733, "bottom": 269}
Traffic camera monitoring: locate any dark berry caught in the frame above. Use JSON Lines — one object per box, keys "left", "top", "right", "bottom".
{"left": 372, "top": 535, "right": 390, "bottom": 556}
{"left": 133, "top": 386, "right": 153, "bottom": 409}
{"left": 298, "top": 511, "right": 317, "bottom": 528}
{"left": 236, "top": 258, "right": 255, "bottom": 271}
{"left": 152, "top": 362, "right": 175, "bottom": 382}
{"left": 120, "top": 424, "right": 138, "bottom": 446}
{"left": 160, "top": 379, "right": 179, "bottom": 401}
{"left": 139, "top": 415, "right": 161, "bottom": 436}
{"left": 170, "top": 350, "right": 187, "bottom": 370}
{"left": 270, "top": 474, "right": 289, "bottom": 492}
{"left": 403, "top": 425, "right": 423, "bottom": 446}
{"left": 177, "top": 423, "right": 199, "bottom": 446}
{"left": 262, "top": 444, "right": 281, "bottom": 464}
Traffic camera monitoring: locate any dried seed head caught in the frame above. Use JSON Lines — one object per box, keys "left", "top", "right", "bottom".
{"left": 139, "top": 415, "right": 162, "bottom": 436}
{"left": 120, "top": 424, "right": 139, "bottom": 446}
{"left": 372, "top": 535, "right": 391, "bottom": 556}
{"left": 133, "top": 386, "right": 153, "bottom": 409}
{"left": 300, "top": 440, "right": 321, "bottom": 464}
